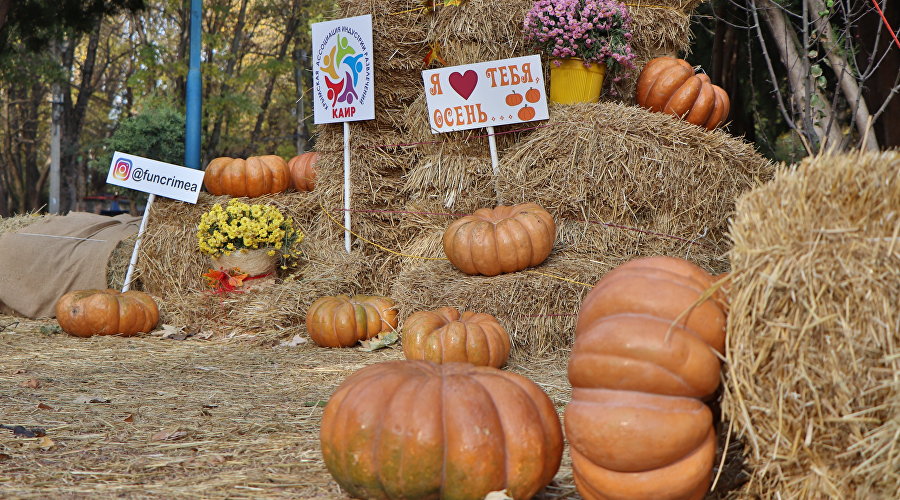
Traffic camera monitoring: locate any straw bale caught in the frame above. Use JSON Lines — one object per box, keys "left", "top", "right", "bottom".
{"left": 0, "top": 213, "right": 135, "bottom": 293}
{"left": 498, "top": 102, "right": 773, "bottom": 264}
{"left": 722, "top": 151, "right": 900, "bottom": 498}
{"left": 133, "top": 192, "right": 374, "bottom": 337}
{"left": 391, "top": 247, "right": 604, "bottom": 355}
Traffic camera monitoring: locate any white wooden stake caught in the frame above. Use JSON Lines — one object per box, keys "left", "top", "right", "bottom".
{"left": 121, "top": 193, "right": 155, "bottom": 292}
{"left": 486, "top": 125, "right": 499, "bottom": 177}
{"left": 343, "top": 121, "right": 352, "bottom": 253}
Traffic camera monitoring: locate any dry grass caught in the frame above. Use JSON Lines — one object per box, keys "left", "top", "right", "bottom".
{"left": 722, "top": 151, "right": 900, "bottom": 498}
{"left": 0, "top": 315, "right": 747, "bottom": 499}
{"left": 0, "top": 317, "right": 579, "bottom": 499}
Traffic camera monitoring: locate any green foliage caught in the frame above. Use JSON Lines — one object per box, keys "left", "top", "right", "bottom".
{"left": 94, "top": 99, "right": 186, "bottom": 175}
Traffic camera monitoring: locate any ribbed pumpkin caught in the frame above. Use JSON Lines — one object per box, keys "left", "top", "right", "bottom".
{"left": 320, "top": 360, "right": 564, "bottom": 500}
{"left": 55, "top": 289, "right": 160, "bottom": 338}
{"left": 306, "top": 294, "right": 398, "bottom": 348}
{"left": 443, "top": 203, "right": 556, "bottom": 277}
{"left": 565, "top": 256, "right": 727, "bottom": 500}
{"left": 287, "top": 152, "right": 318, "bottom": 192}
{"left": 203, "top": 155, "right": 290, "bottom": 197}
{"left": 635, "top": 57, "right": 730, "bottom": 130}
{"left": 402, "top": 307, "right": 511, "bottom": 368}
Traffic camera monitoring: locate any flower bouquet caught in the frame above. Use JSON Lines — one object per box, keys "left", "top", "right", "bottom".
{"left": 524, "top": 0, "right": 637, "bottom": 102}
{"left": 197, "top": 200, "right": 303, "bottom": 291}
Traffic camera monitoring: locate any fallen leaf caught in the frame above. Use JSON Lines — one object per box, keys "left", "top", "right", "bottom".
{"left": 484, "top": 490, "right": 513, "bottom": 500}
{"left": 0, "top": 453, "right": 11, "bottom": 461}
{"left": 155, "top": 324, "right": 189, "bottom": 341}
{"left": 278, "top": 335, "right": 308, "bottom": 348}
{"left": 150, "top": 427, "right": 188, "bottom": 442}
{"left": 36, "top": 403, "right": 53, "bottom": 410}
{"left": 38, "top": 436, "right": 55, "bottom": 449}
{"left": 359, "top": 331, "right": 400, "bottom": 352}
{"left": 39, "top": 325, "right": 62, "bottom": 335}
{"left": 73, "top": 396, "right": 112, "bottom": 404}
{"left": 20, "top": 378, "right": 42, "bottom": 389}
{"left": 122, "top": 414, "right": 134, "bottom": 423}
{"left": 1, "top": 425, "right": 46, "bottom": 438}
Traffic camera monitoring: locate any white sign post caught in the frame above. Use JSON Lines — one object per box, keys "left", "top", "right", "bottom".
{"left": 106, "top": 152, "right": 206, "bottom": 291}
{"left": 422, "top": 55, "right": 549, "bottom": 179}
{"left": 312, "top": 15, "right": 375, "bottom": 253}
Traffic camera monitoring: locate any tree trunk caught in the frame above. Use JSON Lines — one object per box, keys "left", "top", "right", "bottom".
{"left": 206, "top": 0, "right": 249, "bottom": 158}
{"left": 60, "top": 22, "right": 102, "bottom": 213}
{"left": 757, "top": 0, "right": 844, "bottom": 151}
{"left": 249, "top": 8, "right": 299, "bottom": 147}
{"left": 294, "top": 47, "right": 308, "bottom": 154}
{"left": 807, "top": 0, "right": 878, "bottom": 151}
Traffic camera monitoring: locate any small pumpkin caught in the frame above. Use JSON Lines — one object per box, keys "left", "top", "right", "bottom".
{"left": 443, "top": 202, "right": 556, "bottom": 277}
{"left": 402, "top": 307, "right": 511, "bottom": 368}
{"left": 203, "top": 155, "right": 290, "bottom": 197}
{"left": 320, "top": 360, "right": 564, "bottom": 500}
{"left": 287, "top": 152, "right": 318, "bottom": 192}
{"left": 635, "top": 57, "right": 730, "bottom": 130}
{"left": 306, "top": 294, "right": 398, "bottom": 348}
{"left": 55, "top": 289, "right": 160, "bottom": 337}
{"left": 566, "top": 256, "right": 727, "bottom": 500}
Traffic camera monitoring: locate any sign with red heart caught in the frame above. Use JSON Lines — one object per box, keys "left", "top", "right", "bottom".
{"left": 422, "top": 55, "right": 549, "bottom": 133}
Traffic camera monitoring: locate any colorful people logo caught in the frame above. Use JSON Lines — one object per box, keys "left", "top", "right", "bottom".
{"left": 320, "top": 33, "right": 363, "bottom": 107}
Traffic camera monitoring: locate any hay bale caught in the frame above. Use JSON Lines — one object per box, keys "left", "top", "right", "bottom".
{"left": 134, "top": 192, "right": 372, "bottom": 336}
{"left": 498, "top": 102, "right": 774, "bottom": 271}
{"left": 722, "top": 151, "right": 900, "bottom": 498}
{"left": 0, "top": 213, "right": 135, "bottom": 292}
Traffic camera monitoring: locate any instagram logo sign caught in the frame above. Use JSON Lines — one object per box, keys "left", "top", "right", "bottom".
{"left": 112, "top": 158, "right": 132, "bottom": 181}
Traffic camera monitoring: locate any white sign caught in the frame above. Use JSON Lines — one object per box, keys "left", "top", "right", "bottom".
{"left": 312, "top": 15, "right": 375, "bottom": 124}
{"left": 106, "top": 152, "right": 204, "bottom": 204}
{"left": 422, "top": 55, "right": 549, "bottom": 133}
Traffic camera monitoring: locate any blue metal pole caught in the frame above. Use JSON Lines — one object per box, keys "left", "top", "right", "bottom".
{"left": 185, "top": 0, "right": 202, "bottom": 169}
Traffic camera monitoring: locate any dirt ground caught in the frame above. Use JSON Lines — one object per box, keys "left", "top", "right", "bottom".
{"left": 0, "top": 316, "right": 578, "bottom": 499}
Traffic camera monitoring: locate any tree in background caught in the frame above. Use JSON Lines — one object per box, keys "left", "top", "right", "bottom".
{"left": 92, "top": 98, "right": 185, "bottom": 214}
{"left": 691, "top": 0, "right": 899, "bottom": 157}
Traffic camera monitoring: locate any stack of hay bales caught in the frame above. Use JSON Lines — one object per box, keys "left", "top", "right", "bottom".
{"left": 135, "top": 193, "right": 361, "bottom": 338}
{"left": 391, "top": 102, "right": 773, "bottom": 353}
{"left": 722, "top": 151, "right": 900, "bottom": 498}
{"left": 134, "top": 0, "right": 774, "bottom": 344}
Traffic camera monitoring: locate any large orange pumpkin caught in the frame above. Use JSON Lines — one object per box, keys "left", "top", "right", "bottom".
{"left": 55, "top": 289, "right": 160, "bottom": 337}
{"left": 443, "top": 202, "right": 556, "bottom": 277}
{"left": 306, "top": 294, "right": 398, "bottom": 348}
{"left": 203, "top": 155, "right": 290, "bottom": 197}
{"left": 635, "top": 57, "right": 730, "bottom": 130}
{"left": 565, "top": 256, "right": 727, "bottom": 500}
{"left": 287, "top": 152, "right": 317, "bottom": 192}
{"left": 402, "top": 307, "right": 511, "bottom": 368}
{"left": 320, "top": 360, "right": 563, "bottom": 499}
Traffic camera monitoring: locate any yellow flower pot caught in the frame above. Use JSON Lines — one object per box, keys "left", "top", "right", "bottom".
{"left": 549, "top": 58, "right": 607, "bottom": 104}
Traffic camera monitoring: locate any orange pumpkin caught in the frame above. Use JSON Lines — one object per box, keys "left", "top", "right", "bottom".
{"left": 402, "top": 307, "right": 511, "bottom": 368}
{"left": 203, "top": 155, "right": 290, "bottom": 197}
{"left": 55, "top": 289, "right": 160, "bottom": 337}
{"left": 306, "top": 294, "right": 398, "bottom": 348}
{"left": 320, "top": 360, "right": 564, "bottom": 499}
{"left": 443, "top": 202, "right": 556, "bottom": 277}
{"left": 566, "top": 256, "right": 727, "bottom": 500}
{"left": 635, "top": 57, "right": 730, "bottom": 130}
{"left": 287, "top": 152, "right": 318, "bottom": 192}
